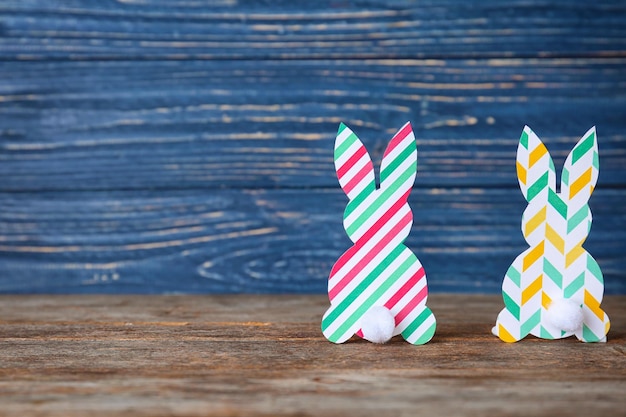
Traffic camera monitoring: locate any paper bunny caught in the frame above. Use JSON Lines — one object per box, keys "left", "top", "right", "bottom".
{"left": 321, "top": 122, "right": 436, "bottom": 345}
{"left": 493, "top": 126, "right": 610, "bottom": 343}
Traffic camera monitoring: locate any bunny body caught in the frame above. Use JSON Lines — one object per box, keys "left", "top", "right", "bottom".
{"left": 493, "top": 126, "right": 610, "bottom": 343}
{"left": 321, "top": 122, "right": 436, "bottom": 345}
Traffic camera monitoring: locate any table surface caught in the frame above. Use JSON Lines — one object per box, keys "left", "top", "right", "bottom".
{"left": 0, "top": 294, "right": 624, "bottom": 416}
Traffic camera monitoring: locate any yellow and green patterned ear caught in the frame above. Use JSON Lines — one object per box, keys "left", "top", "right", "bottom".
{"left": 561, "top": 126, "right": 599, "bottom": 204}
{"left": 516, "top": 126, "right": 556, "bottom": 202}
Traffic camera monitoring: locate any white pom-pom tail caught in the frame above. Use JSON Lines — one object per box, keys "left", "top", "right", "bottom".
{"left": 545, "top": 298, "right": 584, "bottom": 333}
{"left": 360, "top": 306, "right": 396, "bottom": 344}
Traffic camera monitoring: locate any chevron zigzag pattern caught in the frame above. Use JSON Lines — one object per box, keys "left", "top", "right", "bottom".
{"left": 494, "top": 126, "right": 609, "bottom": 343}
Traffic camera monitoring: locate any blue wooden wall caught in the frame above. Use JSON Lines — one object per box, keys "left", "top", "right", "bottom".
{"left": 0, "top": 0, "right": 625, "bottom": 294}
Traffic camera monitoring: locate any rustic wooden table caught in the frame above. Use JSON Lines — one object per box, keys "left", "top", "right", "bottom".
{"left": 0, "top": 294, "right": 624, "bottom": 416}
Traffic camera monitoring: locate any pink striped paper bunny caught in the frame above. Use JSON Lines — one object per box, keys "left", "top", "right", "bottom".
{"left": 321, "top": 122, "right": 436, "bottom": 345}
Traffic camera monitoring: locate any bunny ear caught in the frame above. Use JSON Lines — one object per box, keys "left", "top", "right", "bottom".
{"left": 516, "top": 126, "right": 556, "bottom": 202}
{"left": 561, "top": 127, "right": 599, "bottom": 204}
{"left": 379, "top": 122, "right": 417, "bottom": 196}
{"left": 334, "top": 123, "right": 376, "bottom": 200}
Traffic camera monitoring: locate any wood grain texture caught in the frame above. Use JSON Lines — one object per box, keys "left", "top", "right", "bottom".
{"left": 1, "top": 0, "right": 625, "bottom": 294}
{"left": 1, "top": 188, "right": 624, "bottom": 294}
{"left": 1, "top": 58, "right": 625, "bottom": 191}
{"left": 1, "top": 0, "right": 626, "bottom": 60}
{"left": 0, "top": 294, "right": 624, "bottom": 417}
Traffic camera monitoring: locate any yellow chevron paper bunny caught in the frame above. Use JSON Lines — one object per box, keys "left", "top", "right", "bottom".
{"left": 493, "top": 126, "right": 610, "bottom": 343}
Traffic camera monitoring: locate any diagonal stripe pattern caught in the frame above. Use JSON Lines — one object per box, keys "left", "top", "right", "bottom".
{"left": 322, "top": 122, "right": 435, "bottom": 345}
{"left": 494, "top": 126, "right": 609, "bottom": 343}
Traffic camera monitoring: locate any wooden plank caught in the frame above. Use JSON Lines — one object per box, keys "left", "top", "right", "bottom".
{"left": 1, "top": 0, "right": 625, "bottom": 60}
{"left": 0, "top": 188, "right": 624, "bottom": 294}
{"left": 0, "top": 294, "right": 624, "bottom": 416}
{"left": 1, "top": 58, "right": 625, "bottom": 191}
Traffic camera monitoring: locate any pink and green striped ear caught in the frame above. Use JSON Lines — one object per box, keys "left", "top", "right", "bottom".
{"left": 561, "top": 127, "right": 599, "bottom": 204}
{"left": 380, "top": 122, "right": 417, "bottom": 196}
{"left": 334, "top": 123, "right": 376, "bottom": 200}
{"left": 516, "top": 126, "right": 556, "bottom": 202}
